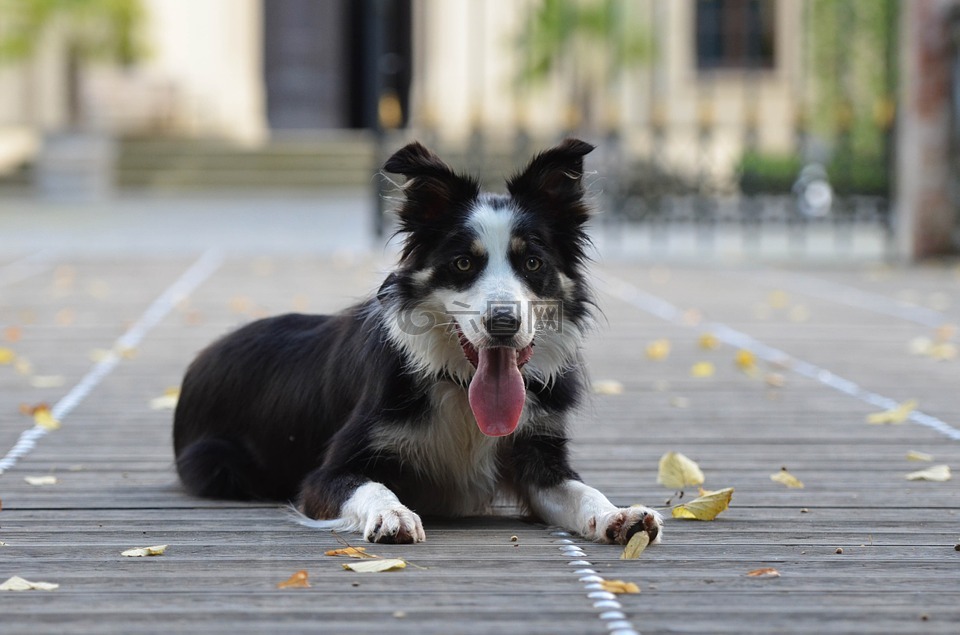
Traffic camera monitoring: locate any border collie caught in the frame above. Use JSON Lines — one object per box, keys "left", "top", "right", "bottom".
{"left": 173, "top": 139, "right": 663, "bottom": 545}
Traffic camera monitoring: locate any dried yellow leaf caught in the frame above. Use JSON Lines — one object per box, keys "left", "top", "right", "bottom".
{"left": 746, "top": 567, "right": 781, "bottom": 578}
{"left": 24, "top": 476, "right": 58, "bottom": 486}
{"left": 30, "top": 375, "right": 66, "bottom": 389}
{"left": 0, "top": 347, "right": 15, "bottom": 364}
{"left": 591, "top": 380, "right": 624, "bottom": 395}
{"left": 906, "top": 450, "right": 934, "bottom": 462}
{"left": 936, "top": 323, "right": 956, "bottom": 342}
{"left": 672, "top": 487, "right": 734, "bottom": 521}
{"left": 0, "top": 576, "right": 59, "bottom": 591}
{"left": 905, "top": 465, "right": 951, "bottom": 482}
{"left": 698, "top": 333, "right": 720, "bottom": 350}
{"left": 657, "top": 451, "right": 705, "bottom": 489}
{"left": 734, "top": 349, "right": 757, "bottom": 371}
{"left": 690, "top": 361, "right": 715, "bottom": 378}
{"left": 33, "top": 407, "right": 60, "bottom": 431}
{"left": 342, "top": 558, "right": 407, "bottom": 573}
{"left": 768, "top": 290, "right": 790, "bottom": 309}
{"left": 324, "top": 546, "right": 369, "bottom": 558}
{"left": 646, "top": 339, "right": 671, "bottom": 361}
{"left": 121, "top": 545, "right": 168, "bottom": 557}
{"left": 867, "top": 399, "right": 917, "bottom": 424}
{"left": 770, "top": 468, "right": 804, "bottom": 489}
{"left": 599, "top": 579, "right": 641, "bottom": 594}
{"left": 149, "top": 388, "right": 180, "bottom": 411}
{"left": 277, "top": 570, "right": 310, "bottom": 588}
{"left": 929, "top": 342, "right": 957, "bottom": 361}
{"left": 619, "top": 531, "right": 650, "bottom": 560}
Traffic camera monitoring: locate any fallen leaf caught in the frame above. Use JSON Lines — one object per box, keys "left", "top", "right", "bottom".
{"left": 3, "top": 326, "right": 22, "bottom": 342}
{"left": 734, "top": 349, "right": 757, "bottom": 371}
{"left": 24, "top": 476, "right": 58, "bottom": 486}
{"left": 906, "top": 450, "right": 934, "bottom": 462}
{"left": 0, "top": 576, "right": 59, "bottom": 591}
{"left": 646, "top": 339, "right": 671, "bottom": 361}
{"left": 929, "top": 342, "right": 957, "bottom": 361}
{"left": 13, "top": 357, "right": 32, "bottom": 375}
{"left": 89, "top": 348, "right": 114, "bottom": 362}
{"left": 591, "top": 380, "right": 624, "bottom": 395}
{"left": 768, "top": 290, "right": 790, "bottom": 309}
{"left": 770, "top": 468, "right": 804, "bottom": 489}
{"left": 324, "top": 546, "right": 369, "bottom": 558}
{"left": 867, "top": 399, "right": 917, "bottom": 424}
{"left": 599, "top": 579, "right": 641, "bottom": 594}
{"left": 908, "top": 337, "right": 932, "bottom": 356}
{"left": 149, "top": 387, "right": 180, "bottom": 410}
{"left": 277, "top": 570, "right": 310, "bottom": 588}
{"left": 55, "top": 308, "right": 76, "bottom": 326}
{"left": 765, "top": 372, "right": 786, "bottom": 387}
{"left": 746, "top": 567, "right": 781, "bottom": 578}
{"left": 657, "top": 451, "right": 705, "bottom": 489}
{"left": 669, "top": 396, "right": 690, "bottom": 409}
{"left": 905, "top": 465, "right": 951, "bottom": 482}
{"left": 30, "top": 375, "right": 66, "bottom": 389}
{"left": 690, "top": 361, "right": 715, "bottom": 378}
{"left": 0, "top": 347, "right": 15, "bottom": 364}
{"left": 342, "top": 558, "right": 407, "bottom": 573}
{"left": 619, "top": 532, "right": 650, "bottom": 560}
{"left": 672, "top": 487, "right": 734, "bottom": 521}
{"left": 788, "top": 305, "right": 811, "bottom": 323}
{"left": 698, "top": 333, "right": 720, "bottom": 350}
{"left": 32, "top": 406, "right": 60, "bottom": 431}
{"left": 121, "top": 545, "right": 168, "bottom": 557}
{"left": 936, "top": 323, "right": 956, "bottom": 342}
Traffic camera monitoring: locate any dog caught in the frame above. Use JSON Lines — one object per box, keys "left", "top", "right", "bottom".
{"left": 173, "top": 139, "right": 663, "bottom": 546}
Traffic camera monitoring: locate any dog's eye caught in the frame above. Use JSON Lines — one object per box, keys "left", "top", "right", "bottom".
{"left": 525, "top": 256, "right": 543, "bottom": 272}
{"left": 453, "top": 257, "right": 473, "bottom": 272}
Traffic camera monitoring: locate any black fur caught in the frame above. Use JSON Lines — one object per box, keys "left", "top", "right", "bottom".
{"left": 173, "top": 139, "right": 599, "bottom": 541}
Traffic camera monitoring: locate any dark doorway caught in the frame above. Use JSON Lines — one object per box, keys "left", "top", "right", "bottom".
{"left": 263, "top": 0, "right": 412, "bottom": 130}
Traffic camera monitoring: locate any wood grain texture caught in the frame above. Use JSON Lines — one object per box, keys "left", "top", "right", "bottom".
{"left": 1, "top": 257, "right": 958, "bottom": 634}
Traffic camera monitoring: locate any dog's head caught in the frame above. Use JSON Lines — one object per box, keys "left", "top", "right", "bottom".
{"left": 379, "top": 139, "right": 595, "bottom": 436}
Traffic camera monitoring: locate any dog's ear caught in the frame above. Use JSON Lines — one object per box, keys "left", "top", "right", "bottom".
{"left": 384, "top": 142, "right": 479, "bottom": 223}
{"left": 507, "top": 138, "right": 594, "bottom": 207}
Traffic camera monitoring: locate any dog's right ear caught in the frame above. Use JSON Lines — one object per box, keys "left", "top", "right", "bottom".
{"left": 384, "top": 142, "right": 479, "bottom": 224}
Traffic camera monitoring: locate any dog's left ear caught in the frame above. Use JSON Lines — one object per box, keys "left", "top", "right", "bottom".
{"left": 507, "top": 138, "right": 595, "bottom": 207}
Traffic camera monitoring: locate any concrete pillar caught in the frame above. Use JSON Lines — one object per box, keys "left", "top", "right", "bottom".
{"left": 896, "top": 0, "right": 959, "bottom": 260}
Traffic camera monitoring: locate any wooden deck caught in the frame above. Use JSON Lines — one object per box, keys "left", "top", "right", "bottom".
{"left": 1, "top": 251, "right": 958, "bottom": 634}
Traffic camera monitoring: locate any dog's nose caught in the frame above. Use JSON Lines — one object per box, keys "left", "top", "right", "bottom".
{"left": 484, "top": 305, "right": 521, "bottom": 337}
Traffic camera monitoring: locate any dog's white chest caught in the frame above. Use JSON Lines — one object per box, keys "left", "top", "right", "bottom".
{"left": 372, "top": 382, "right": 503, "bottom": 515}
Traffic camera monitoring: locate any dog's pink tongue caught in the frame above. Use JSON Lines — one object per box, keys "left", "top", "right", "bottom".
{"left": 468, "top": 347, "right": 525, "bottom": 437}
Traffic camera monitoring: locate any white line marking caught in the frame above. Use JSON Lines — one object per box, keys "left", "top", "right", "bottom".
{"left": 0, "top": 249, "right": 224, "bottom": 475}
{"left": 601, "top": 275, "right": 960, "bottom": 442}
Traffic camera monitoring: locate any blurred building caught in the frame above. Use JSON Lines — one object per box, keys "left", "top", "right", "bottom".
{"left": 0, "top": 0, "right": 956, "bottom": 257}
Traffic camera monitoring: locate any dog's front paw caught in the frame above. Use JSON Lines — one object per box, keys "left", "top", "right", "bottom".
{"left": 363, "top": 506, "right": 426, "bottom": 544}
{"left": 599, "top": 506, "right": 663, "bottom": 545}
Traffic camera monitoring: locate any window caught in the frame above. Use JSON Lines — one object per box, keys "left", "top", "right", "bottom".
{"left": 696, "top": 0, "right": 776, "bottom": 70}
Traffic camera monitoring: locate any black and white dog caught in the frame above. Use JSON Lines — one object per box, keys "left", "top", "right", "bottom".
{"left": 173, "top": 139, "right": 663, "bottom": 545}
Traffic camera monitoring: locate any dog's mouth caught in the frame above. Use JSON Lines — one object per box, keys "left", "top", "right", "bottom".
{"left": 456, "top": 325, "right": 533, "bottom": 438}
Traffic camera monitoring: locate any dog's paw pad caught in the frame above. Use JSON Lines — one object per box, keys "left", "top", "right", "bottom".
{"left": 364, "top": 506, "right": 426, "bottom": 544}
{"left": 602, "top": 506, "right": 663, "bottom": 545}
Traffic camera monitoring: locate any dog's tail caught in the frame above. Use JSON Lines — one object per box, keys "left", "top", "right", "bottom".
{"left": 175, "top": 437, "right": 272, "bottom": 500}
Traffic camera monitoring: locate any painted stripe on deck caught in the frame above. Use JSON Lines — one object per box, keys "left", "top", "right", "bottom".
{"left": 601, "top": 275, "right": 960, "bottom": 442}
{"left": 0, "top": 249, "right": 224, "bottom": 475}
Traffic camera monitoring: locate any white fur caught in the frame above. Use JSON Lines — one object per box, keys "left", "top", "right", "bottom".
{"left": 525, "top": 479, "right": 663, "bottom": 544}
{"left": 297, "top": 482, "right": 425, "bottom": 543}
{"left": 370, "top": 382, "right": 505, "bottom": 515}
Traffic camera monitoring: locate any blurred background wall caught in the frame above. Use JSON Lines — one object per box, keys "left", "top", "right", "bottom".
{"left": 0, "top": 0, "right": 957, "bottom": 260}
